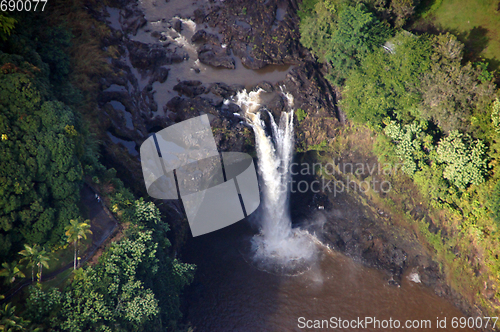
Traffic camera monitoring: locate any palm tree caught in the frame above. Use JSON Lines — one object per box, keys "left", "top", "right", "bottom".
{"left": 18, "top": 244, "right": 41, "bottom": 282}
{"left": 36, "top": 248, "right": 50, "bottom": 283}
{"left": 0, "top": 261, "right": 25, "bottom": 285}
{"left": 65, "top": 218, "right": 92, "bottom": 270}
{"left": 0, "top": 303, "right": 28, "bottom": 331}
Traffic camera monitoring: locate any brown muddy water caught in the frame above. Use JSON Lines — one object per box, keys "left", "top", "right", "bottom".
{"left": 183, "top": 220, "right": 476, "bottom": 332}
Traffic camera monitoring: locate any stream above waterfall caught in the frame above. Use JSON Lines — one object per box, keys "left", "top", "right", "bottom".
{"left": 120, "top": 0, "right": 293, "bottom": 116}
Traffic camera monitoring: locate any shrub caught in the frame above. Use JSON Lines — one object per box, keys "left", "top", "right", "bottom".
{"left": 0, "top": 13, "right": 16, "bottom": 41}
{"left": 295, "top": 108, "right": 307, "bottom": 122}
{"left": 488, "top": 180, "right": 500, "bottom": 225}
{"left": 436, "top": 131, "right": 488, "bottom": 189}
{"left": 384, "top": 121, "right": 429, "bottom": 175}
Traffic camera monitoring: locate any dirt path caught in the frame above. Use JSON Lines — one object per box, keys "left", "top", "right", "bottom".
{"left": 1, "top": 183, "right": 118, "bottom": 302}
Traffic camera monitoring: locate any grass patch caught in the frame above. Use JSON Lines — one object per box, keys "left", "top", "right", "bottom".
{"left": 415, "top": 0, "right": 500, "bottom": 70}
{"left": 40, "top": 268, "right": 73, "bottom": 291}
{"left": 45, "top": 237, "right": 92, "bottom": 274}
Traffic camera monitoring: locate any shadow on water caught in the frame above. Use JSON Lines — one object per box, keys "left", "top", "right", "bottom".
{"left": 183, "top": 220, "right": 284, "bottom": 332}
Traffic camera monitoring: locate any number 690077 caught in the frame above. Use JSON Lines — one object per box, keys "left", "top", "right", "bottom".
{"left": 451, "top": 316, "right": 498, "bottom": 329}
{"left": 1, "top": 0, "right": 48, "bottom": 12}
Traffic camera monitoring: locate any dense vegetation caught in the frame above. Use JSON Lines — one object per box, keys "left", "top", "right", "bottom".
{"left": 0, "top": 5, "right": 195, "bottom": 331}
{"left": 22, "top": 199, "right": 195, "bottom": 331}
{"left": 0, "top": 13, "right": 86, "bottom": 260}
{"left": 299, "top": 0, "right": 500, "bottom": 315}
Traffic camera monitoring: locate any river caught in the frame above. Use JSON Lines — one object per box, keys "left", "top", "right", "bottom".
{"left": 183, "top": 220, "right": 474, "bottom": 332}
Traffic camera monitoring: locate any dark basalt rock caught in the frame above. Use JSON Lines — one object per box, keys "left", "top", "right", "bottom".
{"left": 149, "top": 67, "right": 169, "bottom": 85}
{"left": 254, "top": 81, "right": 274, "bottom": 92}
{"left": 202, "top": 0, "right": 306, "bottom": 69}
{"left": 172, "top": 18, "right": 182, "bottom": 33}
{"left": 173, "top": 80, "right": 206, "bottom": 97}
{"left": 193, "top": 8, "right": 206, "bottom": 24}
{"left": 240, "top": 55, "right": 267, "bottom": 70}
{"left": 209, "top": 82, "right": 238, "bottom": 99}
{"left": 126, "top": 41, "right": 187, "bottom": 70}
{"left": 97, "top": 0, "right": 335, "bottom": 241}
{"left": 198, "top": 45, "right": 235, "bottom": 69}
{"left": 199, "top": 52, "right": 235, "bottom": 69}
{"left": 191, "top": 30, "right": 220, "bottom": 44}
{"left": 166, "top": 96, "right": 184, "bottom": 111}
{"left": 122, "top": 10, "right": 147, "bottom": 35}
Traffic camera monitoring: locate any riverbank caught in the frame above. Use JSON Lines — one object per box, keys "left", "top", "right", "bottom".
{"left": 291, "top": 124, "right": 491, "bottom": 321}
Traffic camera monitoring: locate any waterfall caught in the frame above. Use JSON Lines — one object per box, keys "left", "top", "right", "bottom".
{"left": 230, "top": 89, "right": 316, "bottom": 274}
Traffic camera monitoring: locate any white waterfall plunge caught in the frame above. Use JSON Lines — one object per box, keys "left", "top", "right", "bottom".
{"left": 230, "top": 89, "right": 316, "bottom": 275}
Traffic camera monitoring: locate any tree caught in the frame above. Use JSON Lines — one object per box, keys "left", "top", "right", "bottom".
{"left": 0, "top": 303, "right": 30, "bottom": 332}
{"left": 300, "top": 2, "right": 392, "bottom": 83}
{"left": 18, "top": 244, "right": 51, "bottom": 283}
{"left": 436, "top": 131, "right": 488, "bottom": 189}
{"left": 58, "top": 231, "right": 159, "bottom": 331}
{"left": 384, "top": 121, "right": 431, "bottom": 175}
{"left": 19, "top": 244, "right": 41, "bottom": 282}
{"left": 342, "top": 33, "right": 432, "bottom": 125}
{"left": 491, "top": 98, "right": 500, "bottom": 134}
{"left": 0, "top": 70, "right": 84, "bottom": 257}
{"left": 0, "top": 13, "right": 16, "bottom": 41}
{"left": 132, "top": 198, "right": 161, "bottom": 224}
{"left": 488, "top": 180, "right": 500, "bottom": 226}
{"left": 24, "top": 223, "right": 195, "bottom": 331}
{"left": 299, "top": 0, "right": 339, "bottom": 63}
{"left": 35, "top": 248, "right": 51, "bottom": 283}
{"left": 25, "top": 286, "right": 62, "bottom": 327}
{"left": 0, "top": 261, "right": 25, "bottom": 285}
{"left": 64, "top": 218, "right": 92, "bottom": 270}
{"left": 389, "top": 0, "right": 420, "bottom": 28}
{"left": 419, "top": 34, "right": 496, "bottom": 133}
{"left": 324, "top": 4, "right": 392, "bottom": 82}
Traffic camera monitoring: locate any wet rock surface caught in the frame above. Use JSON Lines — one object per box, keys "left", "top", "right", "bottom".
{"left": 192, "top": 30, "right": 235, "bottom": 68}
{"left": 203, "top": 0, "right": 308, "bottom": 69}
